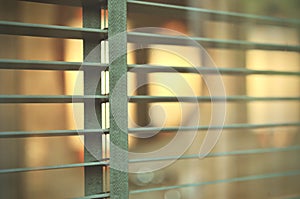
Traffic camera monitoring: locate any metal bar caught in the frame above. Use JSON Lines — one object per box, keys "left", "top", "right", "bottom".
{"left": 128, "top": 64, "right": 300, "bottom": 76}
{"left": 0, "top": 95, "right": 108, "bottom": 103}
{"left": 0, "top": 161, "right": 108, "bottom": 174}
{"left": 129, "top": 96, "right": 300, "bottom": 103}
{"left": 73, "top": 193, "right": 110, "bottom": 199}
{"left": 0, "top": 59, "right": 108, "bottom": 71}
{"left": 129, "top": 145, "right": 300, "bottom": 163}
{"left": 0, "top": 21, "right": 107, "bottom": 40}
{"left": 0, "top": 129, "right": 109, "bottom": 138}
{"left": 127, "top": 0, "right": 300, "bottom": 27}
{"left": 109, "top": 0, "right": 129, "bottom": 198}
{"left": 82, "top": 3, "right": 103, "bottom": 196}
{"left": 21, "top": 0, "right": 106, "bottom": 7}
{"left": 129, "top": 122, "right": 300, "bottom": 134}
{"left": 128, "top": 32, "right": 300, "bottom": 52}
{"left": 130, "top": 170, "right": 300, "bottom": 194}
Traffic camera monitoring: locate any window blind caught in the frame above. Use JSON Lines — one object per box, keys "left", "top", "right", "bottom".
{"left": 0, "top": 0, "right": 299, "bottom": 199}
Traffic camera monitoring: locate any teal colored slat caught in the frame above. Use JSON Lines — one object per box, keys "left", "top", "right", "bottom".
{"left": 0, "top": 161, "right": 108, "bottom": 174}
{"left": 130, "top": 170, "right": 300, "bottom": 194}
{"left": 0, "top": 129, "right": 109, "bottom": 138}
{"left": 127, "top": 0, "right": 300, "bottom": 27}
{"left": 1, "top": 122, "right": 298, "bottom": 138}
{"left": 128, "top": 32, "right": 300, "bottom": 52}
{"left": 109, "top": 0, "right": 129, "bottom": 198}
{"left": 0, "top": 59, "right": 108, "bottom": 70}
{"left": 129, "top": 96, "right": 300, "bottom": 103}
{"left": 21, "top": 0, "right": 106, "bottom": 7}
{"left": 129, "top": 122, "right": 300, "bottom": 134}
{"left": 128, "top": 64, "right": 300, "bottom": 76}
{"left": 2, "top": 59, "right": 298, "bottom": 75}
{"left": 73, "top": 193, "right": 110, "bottom": 199}
{"left": 0, "top": 21, "right": 107, "bottom": 39}
{"left": 129, "top": 145, "right": 300, "bottom": 163}
{"left": 0, "top": 95, "right": 108, "bottom": 103}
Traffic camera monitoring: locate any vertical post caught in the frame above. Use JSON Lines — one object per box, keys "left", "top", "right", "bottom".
{"left": 83, "top": 2, "right": 103, "bottom": 196}
{"left": 108, "top": 0, "right": 129, "bottom": 198}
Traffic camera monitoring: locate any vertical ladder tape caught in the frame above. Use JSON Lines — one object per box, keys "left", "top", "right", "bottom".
{"left": 109, "top": 0, "right": 129, "bottom": 198}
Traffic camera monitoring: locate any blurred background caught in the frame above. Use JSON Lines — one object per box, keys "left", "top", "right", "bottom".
{"left": 0, "top": 0, "right": 299, "bottom": 198}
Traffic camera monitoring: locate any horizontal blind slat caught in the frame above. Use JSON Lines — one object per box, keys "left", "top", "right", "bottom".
{"left": 129, "top": 96, "right": 300, "bottom": 103}
{"left": 0, "top": 95, "right": 108, "bottom": 103}
{"left": 0, "top": 21, "right": 107, "bottom": 39}
{"left": 129, "top": 64, "right": 300, "bottom": 76}
{"left": 128, "top": 32, "right": 300, "bottom": 52}
{"left": 0, "top": 129, "right": 109, "bottom": 138}
{"left": 1, "top": 122, "right": 299, "bottom": 138}
{"left": 21, "top": 0, "right": 106, "bottom": 7}
{"left": 130, "top": 145, "right": 300, "bottom": 163}
{"left": 73, "top": 193, "right": 110, "bottom": 199}
{"left": 130, "top": 170, "right": 300, "bottom": 194}
{"left": 0, "top": 59, "right": 108, "bottom": 70}
{"left": 0, "top": 161, "right": 108, "bottom": 174}
{"left": 1, "top": 95, "right": 298, "bottom": 103}
{"left": 1, "top": 60, "right": 298, "bottom": 76}
{"left": 129, "top": 122, "right": 300, "bottom": 133}
{"left": 128, "top": 0, "right": 300, "bottom": 27}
